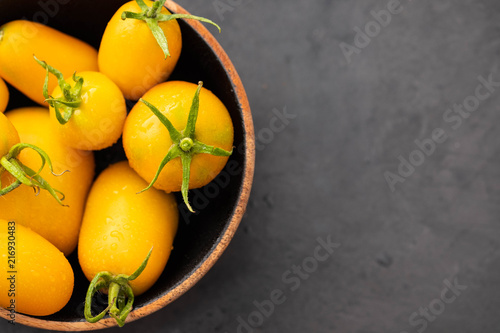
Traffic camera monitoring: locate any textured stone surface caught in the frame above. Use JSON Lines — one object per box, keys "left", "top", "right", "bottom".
{"left": 3, "top": 0, "right": 500, "bottom": 332}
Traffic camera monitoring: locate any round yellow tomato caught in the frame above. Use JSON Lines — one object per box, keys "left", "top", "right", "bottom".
{"left": 47, "top": 71, "right": 127, "bottom": 151}
{"left": 0, "top": 77, "right": 9, "bottom": 113}
{"left": 98, "top": 0, "right": 181, "bottom": 100}
{"left": 0, "top": 20, "right": 98, "bottom": 105}
{"left": 0, "top": 108, "right": 95, "bottom": 255}
{"left": 123, "top": 81, "right": 234, "bottom": 194}
{"left": 0, "top": 219, "right": 74, "bottom": 316}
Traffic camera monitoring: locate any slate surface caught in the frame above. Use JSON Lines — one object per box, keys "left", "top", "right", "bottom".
{"left": 2, "top": 0, "right": 500, "bottom": 332}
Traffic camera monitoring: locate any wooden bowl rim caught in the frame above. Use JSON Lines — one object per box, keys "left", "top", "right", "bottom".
{"left": 0, "top": 0, "right": 255, "bottom": 330}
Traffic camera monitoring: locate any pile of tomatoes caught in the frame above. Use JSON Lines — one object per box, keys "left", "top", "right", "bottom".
{"left": 0, "top": 0, "right": 233, "bottom": 327}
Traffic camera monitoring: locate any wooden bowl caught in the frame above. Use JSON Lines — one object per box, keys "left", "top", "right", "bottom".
{"left": 0, "top": 0, "right": 255, "bottom": 330}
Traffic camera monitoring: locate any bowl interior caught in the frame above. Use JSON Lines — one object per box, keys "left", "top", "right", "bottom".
{"left": 0, "top": 0, "right": 249, "bottom": 326}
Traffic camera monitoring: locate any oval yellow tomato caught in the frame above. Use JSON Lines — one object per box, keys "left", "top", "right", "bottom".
{"left": 47, "top": 70, "right": 127, "bottom": 151}
{"left": 0, "top": 112, "right": 19, "bottom": 156}
{"left": 0, "top": 108, "right": 95, "bottom": 255}
{"left": 0, "top": 219, "right": 74, "bottom": 316}
{"left": 123, "top": 81, "right": 233, "bottom": 204}
{"left": 0, "top": 77, "right": 9, "bottom": 113}
{"left": 79, "top": 161, "right": 178, "bottom": 326}
{"left": 0, "top": 20, "right": 98, "bottom": 105}
{"left": 98, "top": 1, "right": 182, "bottom": 100}
{"left": 0, "top": 109, "right": 67, "bottom": 203}
{"left": 79, "top": 161, "right": 178, "bottom": 296}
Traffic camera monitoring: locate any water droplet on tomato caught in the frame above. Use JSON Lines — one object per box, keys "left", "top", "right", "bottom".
{"left": 110, "top": 230, "right": 124, "bottom": 242}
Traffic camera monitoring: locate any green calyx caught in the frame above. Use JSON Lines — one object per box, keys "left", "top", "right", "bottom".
{"left": 122, "top": 0, "right": 221, "bottom": 59}
{"left": 0, "top": 143, "right": 67, "bottom": 205}
{"left": 34, "top": 55, "right": 83, "bottom": 125}
{"left": 179, "top": 138, "right": 194, "bottom": 152}
{"left": 139, "top": 81, "right": 233, "bottom": 213}
{"left": 85, "top": 248, "right": 153, "bottom": 327}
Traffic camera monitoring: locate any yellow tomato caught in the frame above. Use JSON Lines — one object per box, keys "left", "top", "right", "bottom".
{"left": 79, "top": 161, "right": 178, "bottom": 296}
{"left": 0, "top": 77, "right": 9, "bottom": 113}
{"left": 0, "top": 219, "right": 74, "bottom": 316}
{"left": 123, "top": 81, "right": 234, "bottom": 193}
{"left": 48, "top": 71, "right": 127, "bottom": 151}
{"left": 0, "top": 20, "right": 98, "bottom": 105}
{"left": 0, "top": 112, "right": 19, "bottom": 156}
{"left": 0, "top": 108, "right": 95, "bottom": 255}
{"left": 98, "top": 0, "right": 182, "bottom": 100}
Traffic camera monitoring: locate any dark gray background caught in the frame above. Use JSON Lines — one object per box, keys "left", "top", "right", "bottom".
{"left": 3, "top": 0, "right": 500, "bottom": 332}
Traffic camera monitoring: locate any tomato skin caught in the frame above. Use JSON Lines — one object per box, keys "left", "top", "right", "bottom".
{"left": 123, "top": 81, "right": 234, "bottom": 192}
{"left": 78, "top": 161, "right": 178, "bottom": 296}
{"left": 49, "top": 71, "right": 127, "bottom": 151}
{"left": 0, "top": 77, "right": 8, "bottom": 113}
{"left": 0, "top": 112, "right": 19, "bottom": 156}
{"left": 0, "top": 219, "right": 74, "bottom": 316}
{"left": 0, "top": 20, "right": 98, "bottom": 105}
{"left": 0, "top": 108, "right": 95, "bottom": 255}
{"left": 98, "top": 0, "right": 181, "bottom": 100}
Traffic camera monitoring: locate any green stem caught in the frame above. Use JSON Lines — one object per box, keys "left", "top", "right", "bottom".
{"left": 139, "top": 82, "right": 233, "bottom": 213}
{"left": 180, "top": 153, "right": 193, "bottom": 212}
{"left": 179, "top": 138, "right": 194, "bottom": 152}
{"left": 122, "top": 0, "right": 221, "bottom": 59}
{"left": 84, "top": 272, "right": 113, "bottom": 323}
{"left": 0, "top": 179, "right": 21, "bottom": 194}
{"left": 1, "top": 157, "right": 36, "bottom": 187}
{"left": 34, "top": 56, "right": 83, "bottom": 125}
{"left": 0, "top": 143, "right": 67, "bottom": 205}
{"left": 84, "top": 248, "right": 153, "bottom": 327}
